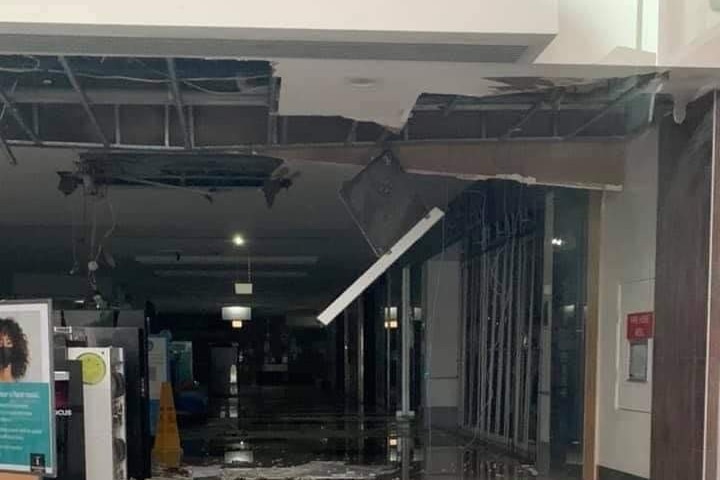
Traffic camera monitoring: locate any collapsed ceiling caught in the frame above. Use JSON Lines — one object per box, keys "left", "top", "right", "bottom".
{"left": 0, "top": 54, "right": 666, "bottom": 315}
{"left": 0, "top": 55, "right": 658, "bottom": 154}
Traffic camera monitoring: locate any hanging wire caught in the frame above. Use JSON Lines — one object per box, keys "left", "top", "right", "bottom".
{"left": 87, "top": 195, "right": 100, "bottom": 291}
{"left": 0, "top": 79, "right": 18, "bottom": 121}
{"left": 69, "top": 204, "right": 78, "bottom": 271}
{"left": 93, "top": 190, "right": 117, "bottom": 263}
{"left": 247, "top": 248, "right": 252, "bottom": 283}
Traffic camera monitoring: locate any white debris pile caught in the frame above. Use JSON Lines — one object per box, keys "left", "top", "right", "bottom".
{"left": 220, "top": 461, "right": 397, "bottom": 480}
{"left": 150, "top": 464, "right": 194, "bottom": 479}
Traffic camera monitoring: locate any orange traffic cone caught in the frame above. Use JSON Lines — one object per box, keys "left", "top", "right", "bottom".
{"left": 152, "top": 382, "right": 183, "bottom": 468}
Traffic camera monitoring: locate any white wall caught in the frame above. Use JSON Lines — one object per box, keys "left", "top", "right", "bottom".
{"left": 536, "top": 0, "right": 661, "bottom": 65}
{"left": 596, "top": 128, "right": 657, "bottom": 478}
{"left": 423, "top": 247, "right": 461, "bottom": 411}
{"left": 0, "top": 0, "right": 658, "bottom": 68}
{"left": 0, "top": 1, "right": 557, "bottom": 37}
{"left": 11, "top": 0, "right": 720, "bottom": 70}
{"left": 658, "top": 0, "right": 720, "bottom": 66}
{"left": 536, "top": 0, "right": 643, "bottom": 64}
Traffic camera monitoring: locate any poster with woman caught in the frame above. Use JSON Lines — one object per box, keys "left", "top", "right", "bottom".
{"left": 0, "top": 300, "right": 55, "bottom": 476}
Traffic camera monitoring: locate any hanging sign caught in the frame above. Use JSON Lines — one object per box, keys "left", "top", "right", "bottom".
{"left": 627, "top": 311, "right": 654, "bottom": 341}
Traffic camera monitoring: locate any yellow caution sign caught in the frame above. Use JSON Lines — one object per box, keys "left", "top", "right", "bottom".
{"left": 152, "top": 382, "right": 183, "bottom": 468}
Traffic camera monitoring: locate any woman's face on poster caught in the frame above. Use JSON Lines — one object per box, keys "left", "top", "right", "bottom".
{"left": 0, "top": 333, "right": 14, "bottom": 348}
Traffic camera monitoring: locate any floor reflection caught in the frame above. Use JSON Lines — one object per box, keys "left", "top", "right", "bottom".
{"left": 179, "top": 386, "right": 571, "bottom": 479}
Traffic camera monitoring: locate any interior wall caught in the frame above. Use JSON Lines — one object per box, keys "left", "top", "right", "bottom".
{"left": 536, "top": 0, "right": 651, "bottom": 65}
{"left": 658, "top": 0, "right": 720, "bottom": 65}
{"left": 423, "top": 245, "right": 461, "bottom": 428}
{"left": 596, "top": 128, "right": 658, "bottom": 479}
{"left": 0, "top": 1, "right": 557, "bottom": 37}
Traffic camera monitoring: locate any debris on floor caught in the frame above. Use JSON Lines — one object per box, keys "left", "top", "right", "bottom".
{"left": 519, "top": 464, "right": 539, "bottom": 477}
{"left": 151, "top": 464, "right": 194, "bottom": 479}
{"left": 221, "top": 461, "right": 397, "bottom": 480}
{"left": 192, "top": 465, "right": 223, "bottom": 479}
{"left": 150, "top": 461, "right": 397, "bottom": 480}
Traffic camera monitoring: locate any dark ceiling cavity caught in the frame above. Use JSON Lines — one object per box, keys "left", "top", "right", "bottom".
{"left": 0, "top": 55, "right": 660, "bottom": 166}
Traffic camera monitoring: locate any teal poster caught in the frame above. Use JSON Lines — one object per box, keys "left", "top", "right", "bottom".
{"left": 0, "top": 300, "right": 55, "bottom": 475}
{"left": 0, "top": 383, "right": 53, "bottom": 472}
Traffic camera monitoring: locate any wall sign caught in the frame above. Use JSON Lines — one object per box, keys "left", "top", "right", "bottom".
{"left": 148, "top": 335, "right": 169, "bottom": 436}
{"left": 0, "top": 300, "right": 55, "bottom": 476}
{"left": 627, "top": 311, "right": 654, "bottom": 342}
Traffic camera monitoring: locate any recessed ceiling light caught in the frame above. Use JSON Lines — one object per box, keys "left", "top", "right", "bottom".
{"left": 222, "top": 306, "right": 252, "bottom": 321}
{"left": 234, "top": 283, "right": 253, "bottom": 295}
{"left": 232, "top": 234, "right": 246, "bottom": 247}
{"left": 232, "top": 320, "right": 244, "bottom": 329}
{"left": 346, "top": 77, "right": 379, "bottom": 89}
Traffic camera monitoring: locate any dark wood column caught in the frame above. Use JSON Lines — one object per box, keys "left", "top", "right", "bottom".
{"left": 652, "top": 92, "right": 719, "bottom": 480}
{"left": 706, "top": 93, "right": 720, "bottom": 480}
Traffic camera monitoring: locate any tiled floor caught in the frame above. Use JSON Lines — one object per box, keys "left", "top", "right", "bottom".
{"left": 178, "top": 386, "right": 577, "bottom": 480}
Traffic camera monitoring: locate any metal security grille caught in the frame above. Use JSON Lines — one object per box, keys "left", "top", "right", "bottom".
{"left": 458, "top": 183, "right": 543, "bottom": 454}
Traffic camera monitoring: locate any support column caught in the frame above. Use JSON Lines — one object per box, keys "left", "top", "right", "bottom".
{"left": 652, "top": 92, "right": 720, "bottom": 480}
{"left": 357, "top": 298, "right": 365, "bottom": 409}
{"left": 398, "top": 266, "right": 414, "bottom": 418}
{"left": 386, "top": 274, "right": 392, "bottom": 411}
{"left": 583, "top": 192, "right": 601, "bottom": 480}
{"left": 343, "top": 309, "right": 351, "bottom": 397}
{"left": 537, "top": 192, "right": 555, "bottom": 475}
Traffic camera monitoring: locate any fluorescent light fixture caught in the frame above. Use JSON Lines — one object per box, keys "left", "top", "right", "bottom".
{"left": 234, "top": 283, "right": 254, "bottom": 295}
{"left": 222, "top": 306, "right": 252, "bottom": 321}
{"left": 384, "top": 307, "right": 398, "bottom": 321}
{"left": 154, "top": 270, "right": 308, "bottom": 279}
{"left": 137, "top": 255, "right": 318, "bottom": 266}
{"left": 317, "top": 208, "right": 445, "bottom": 325}
{"left": 552, "top": 238, "right": 565, "bottom": 247}
{"left": 231, "top": 320, "right": 244, "bottom": 329}
{"left": 225, "top": 449, "right": 253, "bottom": 464}
{"left": 232, "top": 234, "right": 246, "bottom": 247}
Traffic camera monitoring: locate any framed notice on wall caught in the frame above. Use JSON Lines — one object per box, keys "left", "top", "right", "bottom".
{"left": 0, "top": 300, "right": 55, "bottom": 476}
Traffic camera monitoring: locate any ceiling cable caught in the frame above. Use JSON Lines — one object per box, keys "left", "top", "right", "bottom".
{"left": 247, "top": 249, "right": 253, "bottom": 283}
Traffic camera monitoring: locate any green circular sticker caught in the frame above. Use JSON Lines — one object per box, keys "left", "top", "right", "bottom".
{"left": 77, "top": 352, "right": 107, "bottom": 385}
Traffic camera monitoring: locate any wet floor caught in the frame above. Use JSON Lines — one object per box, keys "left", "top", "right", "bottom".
{"left": 177, "top": 386, "right": 576, "bottom": 480}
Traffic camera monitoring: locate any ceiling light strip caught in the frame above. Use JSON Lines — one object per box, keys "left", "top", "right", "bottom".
{"left": 317, "top": 208, "right": 444, "bottom": 325}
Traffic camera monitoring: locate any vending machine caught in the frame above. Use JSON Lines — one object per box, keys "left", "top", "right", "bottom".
{"left": 68, "top": 347, "right": 128, "bottom": 480}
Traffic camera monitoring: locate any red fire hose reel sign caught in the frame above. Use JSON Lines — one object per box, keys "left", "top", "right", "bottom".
{"left": 627, "top": 312, "right": 654, "bottom": 341}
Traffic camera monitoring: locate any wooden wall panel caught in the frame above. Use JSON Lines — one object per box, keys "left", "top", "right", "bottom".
{"left": 705, "top": 93, "right": 720, "bottom": 480}
{"left": 652, "top": 94, "right": 715, "bottom": 480}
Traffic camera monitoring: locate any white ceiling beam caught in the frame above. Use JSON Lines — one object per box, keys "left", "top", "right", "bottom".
{"left": 317, "top": 208, "right": 445, "bottom": 325}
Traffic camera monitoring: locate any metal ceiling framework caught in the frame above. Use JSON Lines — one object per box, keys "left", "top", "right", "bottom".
{"left": 0, "top": 55, "right": 659, "bottom": 184}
